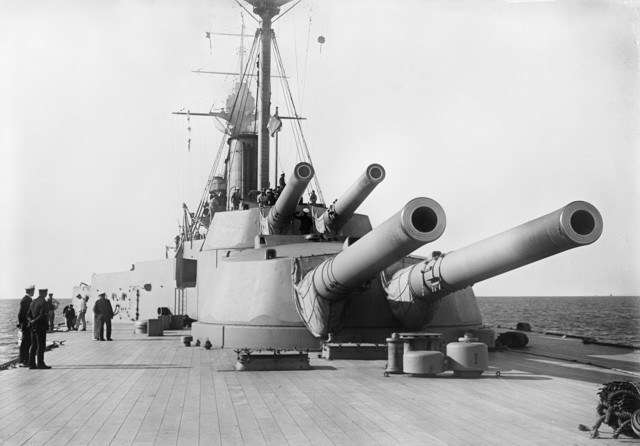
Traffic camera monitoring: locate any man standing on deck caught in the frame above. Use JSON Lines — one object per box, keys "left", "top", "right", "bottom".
{"left": 93, "top": 293, "right": 114, "bottom": 341}
{"left": 75, "top": 295, "right": 88, "bottom": 331}
{"left": 16, "top": 285, "right": 34, "bottom": 367}
{"left": 28, "top": 288, "right": 51, "bottom": 369}
{"left": 46, "top": 293, "right": 58, "bottom": 332}
{"left": 62, "top": 303, "right": 76, "bottom": 331}
{"left": 93, "top": 293, "right": 104, "bottom": 340}
{"left": 294, "top": 208, "right": 314, "bottom": 234}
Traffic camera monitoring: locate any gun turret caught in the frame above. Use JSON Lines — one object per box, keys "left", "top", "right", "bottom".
{"left": 319, "top": 164, "right": 386, "bottom": 234}
{"left": 295, "top": 197, "right": 446, "bottom": 337}
{"left": 266, "top": 162, "right": 314, "bottom": 233}
{"left": 386, "top": 201, "right": 604, "bottom": 328}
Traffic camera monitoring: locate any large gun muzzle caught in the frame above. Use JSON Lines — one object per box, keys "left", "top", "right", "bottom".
{"left": 267, "top": 162, "right": 315, "bottom": 232}
{"left": 386, "top": 201, "right": 604, "bottom": 327}
{"left": 311, "top": 197, "right": 446, "bottom": 301}
{"left": 319, "top": 164, "right": 386, "bottom": 234}
{"left": 295, "top": 197, "right": 446, "bottom": 337}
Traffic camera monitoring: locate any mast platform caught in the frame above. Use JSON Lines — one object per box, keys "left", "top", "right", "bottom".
{"left": 0, "top": 324, "right": 637, "bottom": 444}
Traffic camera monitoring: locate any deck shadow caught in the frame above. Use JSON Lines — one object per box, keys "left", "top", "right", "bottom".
{"left": 390, "top": 370, "right": 551, "bottom": 381}
{"left": 53, "top": 363, "right": 189, "bottom": 369}
{"left": 99, "top": 337, "right": 183, "bottom": 341}
{"left": 426, "top": 374, "right": 551, "bottom": 381}
{"left": 216, "top": 365, "right": 337, "bottom": 372}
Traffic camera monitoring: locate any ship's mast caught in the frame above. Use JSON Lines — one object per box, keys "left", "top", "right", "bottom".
{"left": 239, "top": 13, "right": 246, "bottom": 76}
{"left": 247, "top": 0, "right": 293, "bottom": 190}
{"left": 256, "top": 4, "right": 276, "bottom": 190}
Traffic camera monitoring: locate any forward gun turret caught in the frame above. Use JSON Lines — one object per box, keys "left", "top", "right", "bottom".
{"left": 385, "top": 201, "right": 604, "bottom": 328}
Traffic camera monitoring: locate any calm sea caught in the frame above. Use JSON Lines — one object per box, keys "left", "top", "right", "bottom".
{"left": 477, "top": 295, "right": 640, "bottom": 347}
{"left": 0, "top": 296, "right": 638, "bottom": 364}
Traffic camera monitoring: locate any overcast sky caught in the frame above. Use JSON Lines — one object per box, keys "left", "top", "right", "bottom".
{"left": 1, "top": 0, "right": 638, "bottom": 299}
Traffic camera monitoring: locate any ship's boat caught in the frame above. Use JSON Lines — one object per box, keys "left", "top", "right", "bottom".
{"left": 86, "top": 0, "right": 603, "bottom": 351}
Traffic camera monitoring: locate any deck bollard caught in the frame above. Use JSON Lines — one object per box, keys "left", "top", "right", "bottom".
{"left": 384, "top": 333, "right": 404, "bottom": 376}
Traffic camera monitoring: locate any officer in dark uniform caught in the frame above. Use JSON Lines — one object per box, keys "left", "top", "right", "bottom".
{"left": 93, "top": 293, "right": 114, "bottom": 341}
{"left": 17, "top": 285, "right": 35, "bottom": 366}
{"left": 28, "top": 288, "right": 51, "bottom": 369}
{"left": 294, "top": 208, "right": 314, "bottom": 234}
{"left": 93, "top": 293, "right": 105, "bottom": 340}
{"left": 102, "top": 296, "right": 114, "bottom": 341}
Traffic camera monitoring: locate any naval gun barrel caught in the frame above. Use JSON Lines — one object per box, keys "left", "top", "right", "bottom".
{"left": 320, "top": 163, "right": 386, "bottom": 234}
{"left": 267, "top": 162, "right": 315, "bottom": 232}
{"left": 310, "top": 197, "right": 446, "bottom": 301}
{"left": 399, "top": 201, "right": 603, "bottom": 302}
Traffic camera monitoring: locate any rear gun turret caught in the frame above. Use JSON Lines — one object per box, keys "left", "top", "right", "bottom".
{"left": 386, "top": 201, "right": 604, "bottom": 328}
{"left": 266, "top": 162, "right": 314, "bottom": 233}
{"left": 318, "top": 164, "right": 386, "bottom": 234}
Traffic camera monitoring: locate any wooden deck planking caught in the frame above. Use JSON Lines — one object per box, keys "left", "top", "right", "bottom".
{"left": 1, "top": 365, "right": 101, "bottom": 444}
{"left": 154, "top": 363, "right": 192, "bottom": 445}
{"left": 132, "top": 345, "right": 194, "bottom": 445}
{"left": 262, "top": 372, "right": 335, "bottom": 446}
{"left": 293, "top": 370, "right": 410, "bottom": 445}
{"left": 334, "top": 373, "right": 477, "bottom": 445}
{"left": 281, "top": 373, "right": 386, "bottom": 445}
{"left": 368, "top": 373, "right": 562, "bottom": 445}
{"left": 212, "top": 363, "right": 244, "bottom": 444}
{"left": 0, "top": 342, "right": 100, "bottom": 417}
{"left": 196, "top": 362, "right": 221, "bottom": 445}
{"left": 224, "top": 373, "right": 267, "bottom": 445}
{"left": 249, "top": 374, "right": 311, "bottom": 445}
{"left": 315, "top": 372, "right": 453, "bottom": 445}
{"left": 23, "top": 367, "right": 131, "bottom": 446}
{"left": 90, "top": 343, "right": 172, "bottom": 445}
{"left": 231, "top": 373, "right": 289, "bottom": 445}
{"left": 175, "top": 349, "right": 201, "bottom": 446}
{"left": 0, "top": 325, "right": 634, "bottom": 445}
{"left": 61, "top": 346, "right": 155, "bottom": 446}
{"left": 64, "top": 369, "right": 147, "bottom": 446}
{"left": 110, "top": 349, "right": 177, "bottom": 445}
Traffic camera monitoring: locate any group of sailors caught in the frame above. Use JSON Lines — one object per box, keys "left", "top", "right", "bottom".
{"left": 17, "top": 286, "right": 51, "bottom": 369}
{"left": 16, "top": 286, "right": 115, "bottom": 369}
{"left": 227, "top": 173, "right": 319, "bottom": 211}
{"left": 175, "top": 174, "right": 323, "bottom": 245}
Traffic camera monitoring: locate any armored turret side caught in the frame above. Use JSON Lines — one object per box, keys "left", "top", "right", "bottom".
{"left": 192, "top": 244, "right": 336, "bottom": 350}
{"left": 202, "top": 208, "right": 262, "bottom": 250}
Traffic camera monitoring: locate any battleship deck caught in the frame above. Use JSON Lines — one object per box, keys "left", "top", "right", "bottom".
{"left": 0, "top": 324, "right": 638, "bottom": 445}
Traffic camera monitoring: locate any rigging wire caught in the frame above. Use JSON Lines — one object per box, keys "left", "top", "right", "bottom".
{"left": 300, "top": 3, "right": 313, "bottom": 112}
{"left": 272, "top": 0, "right": 302, "bottom": 24}
{"left": 292, "top": 19, "right": 301, "bottom": 107}
{"left": 273, "top": 59, "right": 305, "bottom": 168}
{"left": 233, "top": 0, "right": 259, "bottom": 23}
{"left": 272, "top": 33, "right": 325, "bottom": 204}
{"left": 185, "top": 32, "right": 260, "bottom": 243}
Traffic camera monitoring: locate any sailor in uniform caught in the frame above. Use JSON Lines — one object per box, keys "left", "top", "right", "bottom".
{"left": 93, "top": 293, "right": 104, "bottom": 340}
{"left": 17, "top": 285, "right": 35, "bottom": 366}
{"left": 94, "top": 293, "right": 115, "bottom": 341}
{"left": 28, "top": 288, "right": 51, "bottom": 369}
